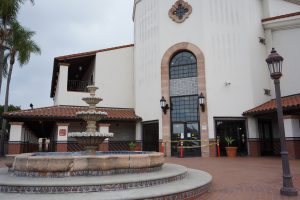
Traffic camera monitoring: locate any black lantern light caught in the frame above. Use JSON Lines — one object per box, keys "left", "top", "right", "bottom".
{"left": 266, "top": 48, "right": 284, "bottom": 80}
{"left": 160, "top": 96, "right": 169, "bottom": 114}
{"left": 199, "top": 93, "right": 205, "bottom": 112}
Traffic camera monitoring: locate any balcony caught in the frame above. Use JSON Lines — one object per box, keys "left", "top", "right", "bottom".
{"left": 67, "top": 80, "right": 91, "bottom": 92}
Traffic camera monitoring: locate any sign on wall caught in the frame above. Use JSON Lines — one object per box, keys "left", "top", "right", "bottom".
{"left": 59, "top": 129, "right": 67, "bottom": 136}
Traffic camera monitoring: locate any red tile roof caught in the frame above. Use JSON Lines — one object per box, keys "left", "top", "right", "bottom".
{"left": 3, "top": 106, "right": 141, "bottom": 121}
{"left": 243, "top": 94, "right": 300, "bottom": 116}
{"left": 262, "top": 11, "right": 300, "bottom": 22}
{"left": 55, "top": 44, "right": 134, "bottom": 61}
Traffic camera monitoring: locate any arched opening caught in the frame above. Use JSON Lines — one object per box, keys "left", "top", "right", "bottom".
{"left": 169, "top": 51, "right": 200, "bottom": 157}
{"left": 161, "top": 42, "right": 209, "bottom": 157}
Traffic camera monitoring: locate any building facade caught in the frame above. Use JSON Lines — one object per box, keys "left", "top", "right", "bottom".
{"left": 4, "top": 0, "right": 300, "bottom": 158}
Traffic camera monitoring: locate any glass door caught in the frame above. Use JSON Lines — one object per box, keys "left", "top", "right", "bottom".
{"left": 170, "top": 95, "right": 201, "bottom": 157}
{"left": 215, "top": 119, "right": 248, "bottom": 156}
{"left": 171, "top": 122, "right": 201, "bottom": 157}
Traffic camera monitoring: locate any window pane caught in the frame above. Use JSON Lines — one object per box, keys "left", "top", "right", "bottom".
{"left": 173, "top": 124, "right": 184, "bottom": 134}
{"left": 170, "top": 51, "right": 197, "bottom": 79}
{"left": 171, "top": 95, "right": 199, "bottom": 122}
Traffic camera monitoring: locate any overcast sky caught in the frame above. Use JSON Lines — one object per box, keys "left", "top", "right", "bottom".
{"left": 0, "top": 0, "right": 134, "bottom": 109}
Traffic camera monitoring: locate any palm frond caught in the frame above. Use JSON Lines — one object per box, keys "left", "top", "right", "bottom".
{"left": 5, "top": 20, "right": 41, "bottom": 67}
{"left": 0, "top": 0, "right": 34, "bottom": 25}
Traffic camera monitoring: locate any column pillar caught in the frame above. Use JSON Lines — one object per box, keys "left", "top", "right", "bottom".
{"left": 56, "top": 123, "right": 69, "bottom": 152}
{"left": 98, "top": 124, "right": 110, "bottom": 151}
{"left": 135, "top": 122, "right": 142, "bottom": 151}
{"left": 284, "top": 116, "right": 300, "bottom": 159}
{"left": 55, "top": 63, "right": 70, "bottom": 105}
{"left": 8, "top": 122, "right": 24, "bottom": 154}
{"left": 247, "top": 117, "right": 261, "bottom": 156}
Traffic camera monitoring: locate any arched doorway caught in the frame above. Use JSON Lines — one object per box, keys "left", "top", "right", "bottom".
{"left": 161, "top": 42, "right": 209, "bottom": 157}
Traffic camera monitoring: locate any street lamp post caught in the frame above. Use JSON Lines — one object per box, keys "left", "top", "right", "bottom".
{"left": 266, "top": 48, "right": 298, "bottom": 196}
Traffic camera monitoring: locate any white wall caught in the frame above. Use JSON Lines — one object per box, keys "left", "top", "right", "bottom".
{"left": 263, "top": 0, "right": 300, "bottom": 18}
{"left": 95, "top": 47, "right": 134, "bottom": 108}
{"left": 248, "top": 117, "right": 260, "bottom": 138}
{"left": 9, "top": 123, "right": 23, "bottom": 142}
{"left": 54, "top": 47, "right": 134, "bottom": 108}
{"left": 134, "top": 0, "right": 162, "bottom": 138}
{"left": 272, "top": 28, "right": 300, "bottom": 97}
{"left": 134, "top": 0, "right": 271, "bottom": 140}
{"left": 284, "top": 117, "right": 300, "bottom": 137}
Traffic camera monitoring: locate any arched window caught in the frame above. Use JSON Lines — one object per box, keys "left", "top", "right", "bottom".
{"left": 169, "top": 51, "right": 197, "bottom": 79}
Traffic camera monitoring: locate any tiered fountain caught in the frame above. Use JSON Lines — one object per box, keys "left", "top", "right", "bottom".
{"left": 0, "top": 85, "right": 212, "bottom": 200}
{"left": 68, "top": 85, "right": 113, "bottom": 154}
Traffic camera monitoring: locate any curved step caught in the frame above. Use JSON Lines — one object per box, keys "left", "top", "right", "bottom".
{"left": 0, "top": 164, "right": 187, "bottom": 193}
{"left": 0, "top": 168, "right": 212, "bottom": 200}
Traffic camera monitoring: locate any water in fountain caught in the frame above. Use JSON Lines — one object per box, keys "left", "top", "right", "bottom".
{"left": 68, "top": 85, "right": 114, "bottom": 154}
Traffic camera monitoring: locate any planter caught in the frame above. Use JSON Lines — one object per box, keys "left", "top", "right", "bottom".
{"left": 225, "top": 147, "right": 237, "bottom": 157}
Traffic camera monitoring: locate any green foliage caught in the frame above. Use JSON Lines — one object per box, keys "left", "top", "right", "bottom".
{"left": 0, "top": 0, "right": 34, "bottom": 24}
{"left": 128, "top": 141, "right": 137, "bottom": 151}
{"left": 0, "top": 104, "right": 20, "bottom": 114}
{"left": 0, "top": 104, "right": 20, "bottom": 130}
{"left": 224, "top": 136, "right": 235, "bottom": 147}
{"left": 5, "top": 20, "right": 41, "bottom": 68}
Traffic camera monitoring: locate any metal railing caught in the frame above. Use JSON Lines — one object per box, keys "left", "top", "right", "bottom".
{"left": 109, "top": 141, "right": 131, "bottom": 151}
{"left": 67, "top": 80, "right": 90, "bottom": 92}
{"left": 68, "top": 142, "right": 85, "bottom": 152}
{"left": 67, "top": 141, "right": 133, "bottom": 152}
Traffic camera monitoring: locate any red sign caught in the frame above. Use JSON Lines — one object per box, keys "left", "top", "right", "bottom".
{"left": 59, "top": 129, "right": 67, "bottom": 136}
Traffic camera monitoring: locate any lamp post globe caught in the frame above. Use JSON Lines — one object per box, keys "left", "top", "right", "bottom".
{"left": 266, "top": 48, "right": 284, "bottom": 80}
{"left": 266, "top": 48, "right": 298, "bottom": 196}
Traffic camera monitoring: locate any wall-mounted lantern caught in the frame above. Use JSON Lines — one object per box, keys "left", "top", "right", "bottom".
{"left": 199, "top": 93, "right": 205, "bottom": 112}
{"left": 160, "top": 96, "right": 169, "bottom": 114}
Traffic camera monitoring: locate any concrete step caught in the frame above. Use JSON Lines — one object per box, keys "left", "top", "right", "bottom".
{"left": 0, "top": 168, "right": 212, "bottom": 200}
{"left": 0, "top": 164, "right": 187, "bottom": 193}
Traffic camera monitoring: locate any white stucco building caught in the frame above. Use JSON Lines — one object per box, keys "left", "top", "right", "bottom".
{"left": 4, "top": 0, "right": 300, "bottom": 158}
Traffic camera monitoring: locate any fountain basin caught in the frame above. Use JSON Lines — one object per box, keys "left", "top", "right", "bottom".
{"left": 10, "top": 151, "right": 164, "bottom": 177}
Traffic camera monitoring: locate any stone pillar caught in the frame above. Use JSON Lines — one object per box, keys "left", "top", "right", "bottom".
{"left": 56, "top": 123, "right": 69, "bottom": 152}
{"left": 247, "top": 117, "right": 261, "bottom": 156}
{"left": 98, "top": 124, "right": 110, "bottom": 152}
{"left": 99, "top": 139, "right": 109, "bottom": 151}
{"left": 8, "top": 122, "right": 24, "bottom": 154}
{"left": 284, "top": 116, "right": 300, "bottom": 159}
{"left": 135, "top": 122, "right": 142, "bottom": 151}
{"left": 55, "top": 63, "right": 70, "bottom": 106}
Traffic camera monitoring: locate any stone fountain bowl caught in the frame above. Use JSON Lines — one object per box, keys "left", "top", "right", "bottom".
{"left": 76, "top": 111, "right": 108, "bottom": 121}
{"left": 82, "top": 97, "right": 103, "bottom": 105}
{"left": 68, "top": 132, "right": 114, "bottom": 147}
{"left": 10, "top": 151, "right": 164, "bottom": 177}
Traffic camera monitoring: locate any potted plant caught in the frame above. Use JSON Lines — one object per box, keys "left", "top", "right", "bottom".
{"left": 129, "top": 141, "right": 137, "bottom": 151}
{"left": 224, "top": 136, "right": 237, "bottom": 157}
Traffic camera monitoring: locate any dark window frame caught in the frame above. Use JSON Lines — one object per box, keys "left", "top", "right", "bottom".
{"left": 169, "top": 51, "right": 197, "bottom": 80}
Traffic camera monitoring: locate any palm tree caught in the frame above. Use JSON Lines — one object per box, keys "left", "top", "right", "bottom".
{"left": 0, "top": 21, "right": 40, "bottom": 155}
{"left": 0, "top": 0, "right": 35, "bottom": 95}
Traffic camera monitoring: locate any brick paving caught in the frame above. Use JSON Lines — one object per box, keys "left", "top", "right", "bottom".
{"left": 0, "top": 156, "right": 299, "bottom": 199}
{"left": 166, "top": 157, "right": 300, "bottom": 200}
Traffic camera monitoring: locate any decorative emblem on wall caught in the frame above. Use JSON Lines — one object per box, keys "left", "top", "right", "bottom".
{"left": 169, "top": 0, "right": 192, "bottom": 23}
